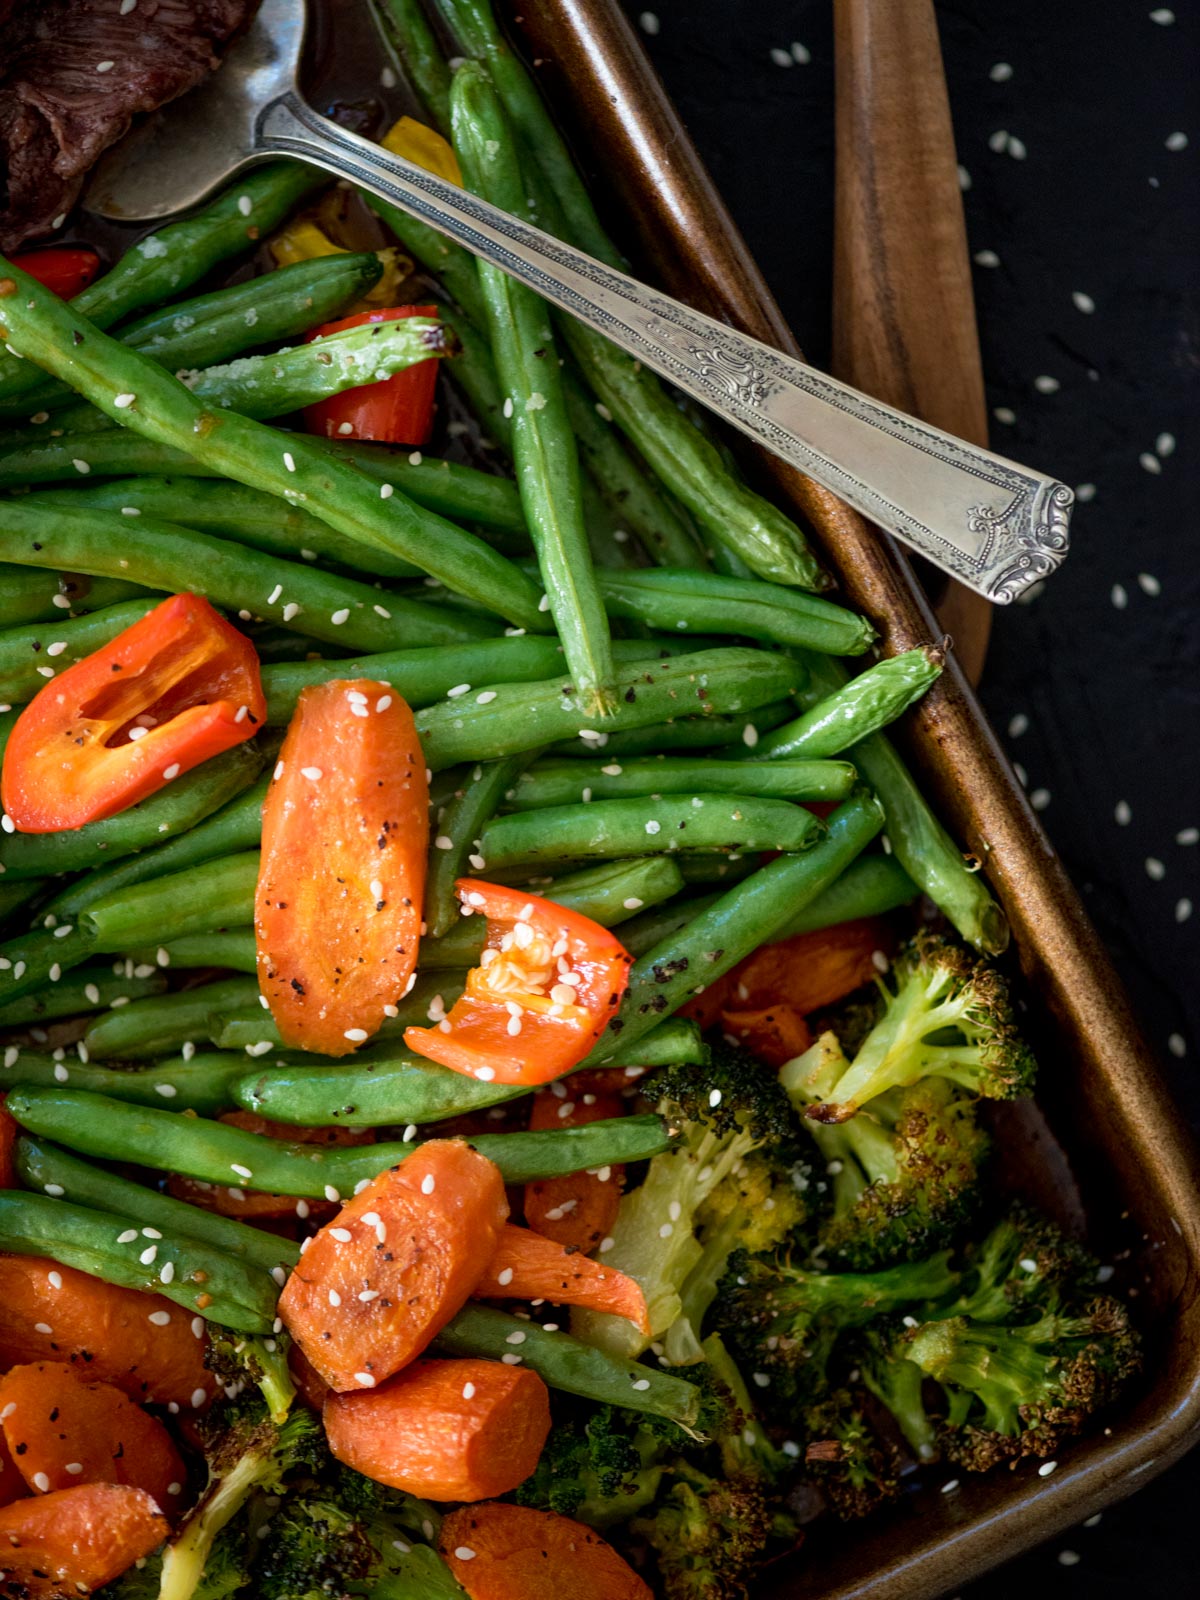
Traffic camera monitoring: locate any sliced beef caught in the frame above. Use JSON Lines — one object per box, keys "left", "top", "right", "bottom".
{"left": 0, "top": 0, "right": 259, "bottom": 251}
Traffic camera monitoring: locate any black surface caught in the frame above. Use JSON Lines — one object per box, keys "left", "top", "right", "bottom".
{"left": 620, "top": 1, "right": 1198, "bottom": 1594}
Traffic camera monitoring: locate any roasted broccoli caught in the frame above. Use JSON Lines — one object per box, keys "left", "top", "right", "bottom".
{"left": 515, "top": 1400, "right": 663, "bottom": 1525}
{"left": 205, "top": 1329, "right": 296, "bottom": 1424}
{"left": 793, "top": 934, "right": 1036, "bottom": 1124}
{"left": 802, "top": 1390, "right": 903, "bottom": 1520}
{"left": 858, "top": 1208, "right": 1140, "bottom": 1471}
{"left": 715, "top": 1246, "right": 960, "bottom": 1419}
{"left": 784, "top": 1032, "right": 989, "bottom": 1269}
{"left": 633, "top": 1466, "right": 774, "bottom": 1600}
{"left": 157, "top": 1397, "right": 325, "bottom": 1600}
{"left": 571, "top": 1044, "right": 808, "bottom": 1361}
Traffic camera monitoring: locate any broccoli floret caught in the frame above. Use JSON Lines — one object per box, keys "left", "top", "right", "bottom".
{"left": 700, "top": 1332, "right": 792, "bottom": 1485}
{"left": 98, "top": 1525, "right": 252, "bottom": 1600}
{"left": 515, "top": 1400, "right": 658, "bottom": 1523}
{"left": 714, "top": 1245, "right": 960, "bottom": 1426}
{"left": 254, "top": 1498, "right": 375, "bottom": 1600}
{"left": 158, "top": 1400, "right": 325, "bottom": 1600}
{"left": 633, "top": 1464, "right": 773, "bottom": 1600}
{"left": 802, "top": 1390, "right": 903, "bottom": 1519}
{"left": 857, "top": 1320, "right": 941, "bottom": 1463}
{"left": 794, "top": 935, "right": 1036, "bottom": 1123}
{"left": 905, "top": 1296, "right": 1139, "bottom": 1471}
{"left": 571, "top": 1044, "right": 805, "bottom": 1360}
{"left": 205, "top": 1329, "right": 296, "bottom": 1424}
{"left": 784, "top": 1035, "right": 989, "bottom": 1270}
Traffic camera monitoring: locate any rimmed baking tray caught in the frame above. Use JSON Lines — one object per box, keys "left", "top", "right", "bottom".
{"left": 501, "top": 2, "right": 1200, "bottom": 1594}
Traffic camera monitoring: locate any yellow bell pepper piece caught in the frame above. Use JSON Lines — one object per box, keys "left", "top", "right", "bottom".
{"left": 267, "top": 217, "right": 347, "bottom": 269}
{"left": 382, "top": 116, "right": 463, "bottom": 187}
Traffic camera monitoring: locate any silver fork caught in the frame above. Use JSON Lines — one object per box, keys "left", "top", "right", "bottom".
{"left": 85, "top": 0, "right": 1071, "bottom": 603}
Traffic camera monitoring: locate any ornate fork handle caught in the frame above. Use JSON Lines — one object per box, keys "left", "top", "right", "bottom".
{"left": 259, "top": 91, "right": 1070, "bottom": 603}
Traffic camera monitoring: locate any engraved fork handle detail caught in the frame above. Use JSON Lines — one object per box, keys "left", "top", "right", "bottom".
{"left": 259, "top": 91, "right": 1070, "bottom": 603}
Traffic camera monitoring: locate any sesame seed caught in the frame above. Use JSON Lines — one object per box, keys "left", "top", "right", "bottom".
{"left": 267, "top": 584, "right": 283, "bottom": 605}
{"left": 645, "top": 819, "right": 661, "bottom": 834}
{"left": 1138, "top": 571, "right": 1162, "bottom": 596}
{"left": 358, "top": 1289, "right": 379, "bottom": 1302}
{"left": 274, "top": 760, "right": 285, "bottom": 780}
{"left": 301, "top": 766, "right": 323, "bottom": 780}
{"left": 501, "top": 1353, "right": 522, "bottom": 1365}
{"left": 380, "top": 483, "right": 394, "bottom": 499}
{"left": 631, "top": 1378, "right": 651, "bottom": 1391}
{"left": 330, "top": 609, "right": 350, "bottom": 625}
{"left": 149, "top": 1310, "right": 172, "bottom": 1326}
{"left": 96, "top": 60, "right": 115, "bottom": 72}
{"left": 139, "top": 1245, "right": 157, "bottom": 1265}
{"left": 32, "top": 1471, "right": 50, "bottom": 1492}
{"left": 1140, "top": 451, "right": 1162, "bottom": 474}
{"left": 46, "top": 640, "right": 67, "bottom": 657}
{"left": 355, "top": 1371, "right": 376, "bottom": 1386}
{"left": 324, "top": 1185, "right": 340, "bottom": 1202}
{"left": 421, "top": 1173, "right": 436, "bottom": 1194}
{"left": 1146, "top": 857, "right": 1166, "bottom": 880}
{"left": 113, "top": 391, "right": 136, "bottom": 408}
{"left": 162, "top": 763, "right": 180, "bottom": 781}
{"left": 344, "top": 1028, "right": 369, "bottom": 1042}
{"left": 455, "top": 1547, "right": 477, "bottom": 1561}
{"left": 1038, "top": 1460, "right": 1058, "bottom": 1476}
{"left": 1166, "top": 131, "right": 1188, "bottom": 151}
{"left": 191, "top": 1387, "right": 207, "bottom": 1408}
{"left": 1176, "top": 898, "right": 1193, "bottom": 923}
{"left": 476, "top": 690, "right": 497, "bottom": 704}
{"left": 1058, "top": 1550, "right": 1081, "bottom": 1567}
{"left": 34, "top": 1321, "right": 52, "bottom": 1335}
{"left": 328, "top": 1289, "right": 342, "bottom": 1307}
{"left": 117, "top": 1229, "right": 138, "bottom": 1244}
{"left": 192, "top": 1319, "right": 204, "bottom": 1339}
{"left": 283, "top": 451, "right": 296, "bottom": 472}
{"left": 709, "top": 1088, "right": 723, "bottom": 1108}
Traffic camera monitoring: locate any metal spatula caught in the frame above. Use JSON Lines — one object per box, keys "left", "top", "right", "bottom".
{"left": 85, "top": 0, "right": 1071, "bottom": 604}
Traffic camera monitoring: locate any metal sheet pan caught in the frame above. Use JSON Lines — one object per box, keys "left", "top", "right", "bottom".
{"left": 504, "top": 2, "right": 1200, "bottom": 1593}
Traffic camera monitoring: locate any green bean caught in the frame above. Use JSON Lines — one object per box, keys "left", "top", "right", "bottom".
{"left": 1, "top": 741, "right": 262, "bottom": 879}
{"left": 0, "top": 965, "right": 168, "bottom": 1029}
{"left": 0, "top": 1049, "right": 249, "bottom": 1116}
{"left": 771, "top": 854, "right": 920, "bottom": 940}
{"left": 2, "top": 1088, "right": 672, "bottom": 1196}
{"left": 753, "top": 645, "right": 944, "bottom": 760}
{"left": 84, "top": 853, "right": 261, "bottom": 953}
{"left": 0, "top": 164, "right": 321, "bottom": 410}
{"left": 546, "top": 698, "right": 798, "bottom": 760}
{"left": 377, "top": 0, "right": 454, "bottom": 130}
{"left": 39, "top": 779, "right": 268, "bottom": 922}
{"left": 302, "top": 436, "right": 527, "bottom": 538}
{"left": 125, "top": 930, "right": 258, "bottom": 976}
{"left": 799, "top": 652, "right": 1008, "bottom": 953}
{"left": 0, "top": 923, "right": 97, "bottom": 1005}
{"left": 0, "top": 499, "right": 494, "bottom": 653}
{"left": 0, "top": 566, "right": 150, "bottom": 630}
{"left": 0, "top": 1190, "right": 277, "bottom": 1332}
{"left": 15, "top": 1138, "right": 300, "bottom": 1273}
{"left": 506, "top": 755, "right": 857, "bottom": 810}
{"left": 587, "top": 791, "right": 885, "bottom": 1062}
{"left": 0, "top": 599, "right": 157, "bottom": 706}
{"left": 1, "top": 254, "right": 388, "bottom": 435}
{"left": 606, "top": 1015, "right": 706, "bottom": 1068}
{"left": 597, "top": 569, "right": 874, "bottom": 656}
{"left": 435, "top": 1304, "right": 701, "bottom": 1427}
{"left": 35, "top": 479, "right": 414, "bottom": 582}
{"left": 235, "top": 1049, "right": 521, "bottom": 1129}
{"left": 614, "top": 894, "right": 722, "bottom": 958}
{"left": 562, "top": 364, "right": 704, "bottom": 570}
{"left": 480, "top": 793, "right": 822, "bottom": 871}
{"left": 0, "top": 262, "right": 547, "bottom": 630}
{"left": 452, "top": 64, "right": 616, "bottom": 715}
{"left": 209, "top": 973, "right": 468, "bottom": 1054}
{"left": 262, "top": 635, "right": 564, "bottom": 724}
{"left": 0, "top": 877, "right": 48, "bottom": 936}
{"left": 422, "top": 856, "right": 685, "bottom": 968}
{"left": 83, "top": 977, "right": 261, "bottom": 1060}
{"left": 676, "top": 854, "right": 761, "bottom": 886}
{"left": 436, "top": 306, "right": 513, "bottom": 454}
{"left": 414, "top": 647, "right": 805, "bottom": 770}
{"left": 427, "top": 754, "right": 534, "bottom": 936}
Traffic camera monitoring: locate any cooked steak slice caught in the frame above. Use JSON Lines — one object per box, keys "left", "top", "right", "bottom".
{"left": 0, "top": 0, "right": 259, "bottom": 251}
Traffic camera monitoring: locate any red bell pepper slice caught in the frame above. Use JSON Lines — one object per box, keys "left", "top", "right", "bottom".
{"left": 0, "top": 594, "right": 265, "bottom": 834}
{"left": 304, "top": 304, "right": 441, "bottom": 446}
{"left": 10, "top": 248, "right": 100, "bottom": 299}
{"left": 256, "top": 679, "right": 429, "bottom": 1056}
{"left": 404, "top": 882, "right": 633, "bottom": 1087}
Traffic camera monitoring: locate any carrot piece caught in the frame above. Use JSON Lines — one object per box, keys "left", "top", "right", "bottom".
{"left": 288, "top": 1342, "right": 332, "bottom": 1416}
{"left": 439, "top": 1503, "right": 653, "bottom": 1600}
{"left": 683, "top": 916, "right": 891, "bottom": 1030}
{"left": 0, "top": 1482, "right": 167, "bottom": 1594}
{"left": 168, "top": 1113, "right": 375, "bottom": 1220}
{"left": 0, "top": 1431, "right": 25, "bottom": 1512}
{"left": 0, "top": 1363, "right": 186, "bottom": 1510}
{"left": 474, "top": 1224, "right": 649, "bottom": 1334}
{"left": 0, "top": 1094, "right": 17, "bottom": 1189}
{"left": 279, "top": 1140, "right": 509, "bottom": 1392}
{"left": 0, "top": 1256, "right": 214, "bottom": 1409}
{"left": 325, "top": 1357, "right": 549, "bottom": 1502}
{"left": 719, "top": 1004, "right": 813, "bottom": 1068}
{"left": 524, "top": 1083, "right": 624, "bottom": 1252}
{"left": 256, "top": 679, "right": 429, "bottom": 1056}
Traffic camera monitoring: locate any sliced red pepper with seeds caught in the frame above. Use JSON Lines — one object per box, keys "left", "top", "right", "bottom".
{"left": 304, "top": 304, "right": 441, "bottom": 446}
{"left": 10, "top": 248, "right": 101, "bottom": 300}
{"left": 0, "top": 593, "right": 264, "bottom": 833}
{"left": 256, "top": 678, "right": 429, "bottom": 1056}
{"left": 404, "top": 882, "right": 632, "bottom": 1087}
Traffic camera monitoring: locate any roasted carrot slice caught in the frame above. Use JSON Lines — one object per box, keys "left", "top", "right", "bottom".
{"left": 719, "top": 1004, "right": 813, "bottom": 1067}
{"left": 474, "top": 1224, "right": 649, "bottom": 1334}
{"left": 288, "top": 1341, "right": 332, "bottom": 1416}
{"left": 257, "top": 679, "right": 429, "bottom": 1056}
{"left": 325, "top": 1357, "right": 549, "bottom": 1502}
{"left": 683, "top": 916, "right": 891, "bottom": 1030}
{"left": 279, "top": 1140, "right": 508, "bottom": 1391}
{"left": 0, "top": 1095, "right": 17, "bottom": 1189}
{"left": 524, "top": 1081, "right": 624, "bottom": 1252}
{"left": 0, "top": 1431, "right": 24, "bottom": 1512}
{"left": 168, "top": 1113, "right": 375, "bottom": 1220}
{"left": 0, "top": 1363, "right": 186, "bottom": 1511}
{"left": 0, "top": 1256, "right": 214, "bottom": 1409}
{"left": 0, "top": 1482, "right": 167, "bottom": 1594}
{"left": 439, "top": 1503, "right": 653, "bottom": 1600}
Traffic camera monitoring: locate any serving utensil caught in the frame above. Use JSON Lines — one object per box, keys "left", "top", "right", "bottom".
{"left": 85, "top": 0, "right": 1071, "bottom": 605}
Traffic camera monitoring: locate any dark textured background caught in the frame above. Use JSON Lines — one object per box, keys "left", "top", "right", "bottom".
{"left": 617, "top": 0, "right": 1198, "bottom": 1592}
